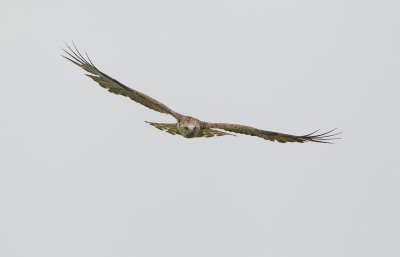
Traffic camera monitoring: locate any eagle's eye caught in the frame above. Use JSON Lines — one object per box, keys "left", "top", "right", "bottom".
{"left": 184, "top": 127, "right": 189, "bottom": 131}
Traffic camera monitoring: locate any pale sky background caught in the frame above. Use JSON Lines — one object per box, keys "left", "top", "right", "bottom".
{"left": 1, "top": 0, "right": 399, "bottom": 256}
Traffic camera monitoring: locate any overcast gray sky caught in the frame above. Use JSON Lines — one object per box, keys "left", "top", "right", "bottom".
{"left": 1, "top": 0, "right": 399, "bottom": 256}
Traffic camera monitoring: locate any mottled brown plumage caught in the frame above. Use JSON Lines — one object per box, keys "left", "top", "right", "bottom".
{"left": 62, "top": 43, "right": 340, "bottom": 143}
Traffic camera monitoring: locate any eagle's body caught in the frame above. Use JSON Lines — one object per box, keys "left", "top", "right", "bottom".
{"left": 62, "top": 43, "right": 340, "bottom": 143}
{"left": 177, "top": 116, "right": 202, "bottom": 138}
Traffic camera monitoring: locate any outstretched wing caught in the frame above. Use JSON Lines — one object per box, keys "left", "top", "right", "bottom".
{"left": 207, "top": 123, "right": 340, "bottom": 143}
{"left": 62, "top": 42, "right": 181, "bottom": 119}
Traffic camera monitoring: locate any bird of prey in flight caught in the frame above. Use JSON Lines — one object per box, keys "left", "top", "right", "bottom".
{"left": 62, "top": 43, "right": 340, "bottom": 143}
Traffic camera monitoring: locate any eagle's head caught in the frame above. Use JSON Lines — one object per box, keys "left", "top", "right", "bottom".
{"left": 177, "top": 117, "right": 201, "bottom": 138}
